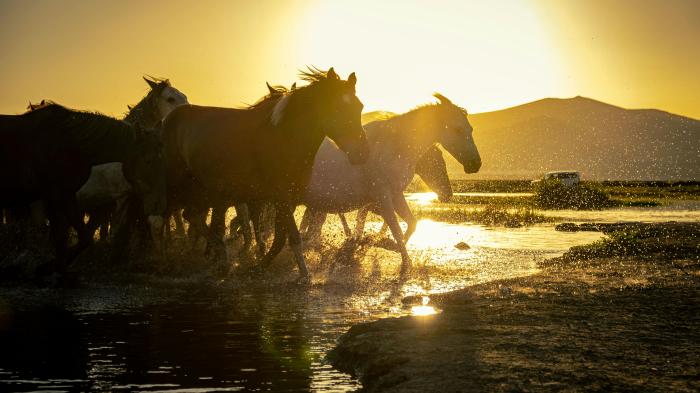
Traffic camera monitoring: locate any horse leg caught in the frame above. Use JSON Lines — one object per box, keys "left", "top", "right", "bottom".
{"left": 300, "top": 207, "right": 325, "bottom": 243}
{"left": 338, "top": 213, "right": 352, "bottom": 238}
{"left": 182, "top": 207, "right": 206, "bottom": 251}
{"left": 110, "top": 195, "right": 136, "bottom": 263}
{"left": 260, "top": 202, "right": 289, "bottom": 267}
{"left": 376, "top": 196, "right": 411, "bottom": 274}
{"left": 45, "top": 200, "right": 70, "bottom": 274}
{"left": 99, "top": 210, "right": 110, "bottom": 240}
{"left": 299, "top": 206, "right": 314, "bottom": 236}
{"left": 173, "top": 209, "right": 185, "bottom": 238}
{"left": 208, "top": 204, "right": 228, "bottom": 265}
{"left": 354, "top": 206, "right": 370, "bottom": 240}
{"left": 84, "top": 206, "right": 105, "bottom": 241}
{"left": 271, "top": 201, "right": 309, "bottom": 281}
{"left": 392, "top": 193, "right": 417, "bottom": 242}
{"left": 248, "top": 202, "right": 266, "bottom": 258}
{"left": 233, "top": 203, "right": 253, "bottom": 252}
{"left": 65, "top": 198, "right": 93, "bottom": 260}
{"left": 286, "top": 206, "right": 310, "bottom": 281}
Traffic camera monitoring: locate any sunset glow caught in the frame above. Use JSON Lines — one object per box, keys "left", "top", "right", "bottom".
{"left": 1, "top": 0, "right": 698, "bottom": 118}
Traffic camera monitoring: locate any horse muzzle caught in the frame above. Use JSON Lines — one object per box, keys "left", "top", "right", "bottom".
{"left": 462, "top": 159, "right": 482, "bottom": 174}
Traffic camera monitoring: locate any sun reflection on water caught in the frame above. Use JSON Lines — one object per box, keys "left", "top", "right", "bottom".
{"left": 411, "top": 296, "right": 438, "bottom": 316}
{"left": 405, "top": 192, "right": 439, "bottom": 205}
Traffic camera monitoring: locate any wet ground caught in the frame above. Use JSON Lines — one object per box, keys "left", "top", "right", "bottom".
{"left": 330, "top": 223, "right": 700, "bottom": 392}
{"left": 0, "top": 197, "right": 698, "bottom": 392}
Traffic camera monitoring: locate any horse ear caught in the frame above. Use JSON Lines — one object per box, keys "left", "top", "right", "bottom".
{"left": 348, "top": 72, "right": 357, "bottom": 87}
{"left": 327, "top": 67, "right": 338, "bottom": 80}
{"left": 266, "top": 82, "right": 277, "bottom": 95}
{"left": 433, "top": 93, "right": 452, "bottom": 105}
{"left": 144, "top": 76, "right": 158, "bottom": 90}
{"left": 291, "top": 82, "right": 297, "bottom": 91}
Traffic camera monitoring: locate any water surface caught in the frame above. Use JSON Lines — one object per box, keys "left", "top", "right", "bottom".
{"left": 6, "top": 196, "right": 691, "bottom": 391}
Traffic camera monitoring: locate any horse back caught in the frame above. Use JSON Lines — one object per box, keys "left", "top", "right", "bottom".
{"left": 162, "top": 105, "right": 277, "bottom": 201}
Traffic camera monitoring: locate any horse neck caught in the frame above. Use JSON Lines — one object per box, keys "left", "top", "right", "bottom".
{"left": 373, "top": 113, "right": 437, "bottom": 178}
{"left": 394, "top": 110, "right": 441, "bottom": 154}
{"left": 273, "top": 96, "right": 326, "bottom": 165}
{"left": 124, "top": 98, "right": 160, "bottom": 127}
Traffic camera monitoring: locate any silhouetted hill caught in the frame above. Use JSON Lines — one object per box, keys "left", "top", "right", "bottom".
{"left": 361, "top": 111, "right": 397, "bottom": 124}
{"left": 465, "top": 96, "right": 700, "bottom": 180}
{"left": 364, "top": 97, "right": 699, "bottom": 180}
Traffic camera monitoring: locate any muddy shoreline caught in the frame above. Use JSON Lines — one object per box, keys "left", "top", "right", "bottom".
{"left": 329, "top": 222, "right": 700, "bottom": 392}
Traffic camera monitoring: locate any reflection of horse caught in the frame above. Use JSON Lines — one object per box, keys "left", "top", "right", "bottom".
{"left": 160, "top": 67, "right": 368, "bottom": 280}
{"left": 299, "top": 94, "right": 480, "bottom": 273}
{"left": 74, "top": 77, "right": 187, "bottom": 253}
{"left": 306, "top": 144, "right": 454, "bottom": 241}
{"left": 0, "top": 103, "right": 165, "bottom": 270}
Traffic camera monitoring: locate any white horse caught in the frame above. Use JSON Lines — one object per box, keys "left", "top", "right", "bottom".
{"left": 75, "top": 77, "right": 188, "bottom": 249}
{"left": 300, "top": 94, "right": 481, "bottom": 272}
{"left": 301, "top": 144, "right": 453, "bottom": 240}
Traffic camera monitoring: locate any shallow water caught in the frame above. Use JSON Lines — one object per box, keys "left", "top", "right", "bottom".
{"left": 3, "top": 196, "right": 694, "bottom": 392}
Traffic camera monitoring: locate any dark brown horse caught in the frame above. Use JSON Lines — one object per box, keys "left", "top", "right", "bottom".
{"left": 160, "top": 67, "right": 368, "bottom": 280}
{"left": 0, "top": 103, "right": 165, "bottom": 271}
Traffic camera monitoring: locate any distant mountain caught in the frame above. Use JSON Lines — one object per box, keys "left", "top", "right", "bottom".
{"left": 361, "top": 111, "right": 397, "bottom": 124}
{"left": 364, "top": 97, "right": 700, "bottom": 180}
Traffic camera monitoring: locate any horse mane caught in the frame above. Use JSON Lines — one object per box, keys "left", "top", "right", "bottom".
{"left": 243, "top": 66, "right": 342, "bottom": 126}
{"left": 298, "top": 66, "right": 339, "bottom": 83}
{"left": 243, "top": 85, "right": 288, "bottom": 111}
{"left": 409, "top": 93, "right": 469, "bottom": 116}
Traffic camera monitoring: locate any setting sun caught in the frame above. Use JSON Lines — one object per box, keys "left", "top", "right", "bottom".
{"left": 1, "top": 0, "right": 698, "bottom": 119}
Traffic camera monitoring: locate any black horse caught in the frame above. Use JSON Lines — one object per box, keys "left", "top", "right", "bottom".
{"left": 0, "top": 103, "right": 165, "bottom": 272}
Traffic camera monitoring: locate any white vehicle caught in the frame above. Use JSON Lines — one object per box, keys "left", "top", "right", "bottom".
{"left": 532, "top": 171, "right": 581, "bottom": 187}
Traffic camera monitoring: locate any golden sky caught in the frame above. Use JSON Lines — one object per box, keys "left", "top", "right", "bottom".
{"left": 1, "top": 0, "right": 698, "bottom": 119}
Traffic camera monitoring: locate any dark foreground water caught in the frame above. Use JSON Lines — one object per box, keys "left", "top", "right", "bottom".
{"left": 0, "top": 286, "right": 364, "bottom": 392}
{"left": 4, "top": 200, "right": 695, "bottom": 392}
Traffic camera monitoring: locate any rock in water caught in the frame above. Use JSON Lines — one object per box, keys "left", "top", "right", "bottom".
{"left": 454, "top": 242, "right": 470, "bottom": 250}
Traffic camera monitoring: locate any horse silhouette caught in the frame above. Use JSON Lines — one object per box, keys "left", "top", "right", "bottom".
{"left": 299, "top": 94, "right": 480, "bottom": 272}
{"left": 74, "top": 76, "right": 188, "bottom": 258}
{"left": 0, "top": 104, "right": 164, "bottom": 271}
{"left": 159, "top": 67, "right": 368, "bottom": 280}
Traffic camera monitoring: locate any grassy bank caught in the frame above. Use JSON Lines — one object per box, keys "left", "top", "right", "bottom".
{"left": 411, "top": 204, "right": 551, "bottom": 227}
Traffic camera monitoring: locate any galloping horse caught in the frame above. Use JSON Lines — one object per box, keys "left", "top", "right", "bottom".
{"left": 0, "top": 103, "right": 166, "bottom": 270}
{"left": 160, "top": 67, "right": 368, "bottom": 280}
{"left": 317, "top": 144, "right": 454, "bottom": 240}
{"left": 75, "top": 77, "right": 187, "bottom": 250}
{"left": 300, "top": 94, "right": 480, "bottom": 272}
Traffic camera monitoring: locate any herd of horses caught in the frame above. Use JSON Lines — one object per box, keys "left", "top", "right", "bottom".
{"left": 0, "top": 68, "right": 481, "bottom": 281}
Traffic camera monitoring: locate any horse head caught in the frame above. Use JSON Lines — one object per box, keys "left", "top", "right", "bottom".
{"left": 143, "top": 76, "right": 189, "bottom": 120}
{"left": 427, "top": 93, "right": 481, "bottom": 174}
{"left": 121, "top": 125, "right": 166, "bottom": 217}
{"left": 283, "top": 67, "right": 369, "bottom": 165}
{"left": 415, "top": 145, "right": 453, "bottom": 202}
